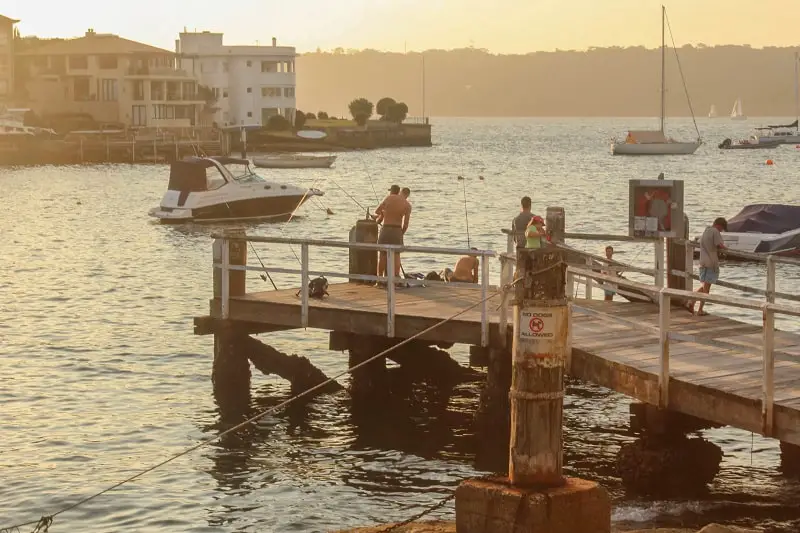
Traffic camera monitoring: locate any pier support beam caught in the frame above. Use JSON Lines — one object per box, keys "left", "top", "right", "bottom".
{"left": 212, "top": 329, "right": 252, "bottom": 412}
{"left": 458, "top": 246, "right": 610, "bottom": 533}
{"left": 475, "top": 347, "right": 512, "bottom": 461}
{"left": 617, "top": 402, "right": 722, "bottom": 494}
{"left": 780, "top": 442, "right": 800, "bottom": 476}
{"left": 348, "top": 336, "right": 388, "bottom": 407}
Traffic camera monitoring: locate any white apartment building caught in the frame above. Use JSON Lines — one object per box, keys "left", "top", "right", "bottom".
{"left": 177, "top": 31, "right": 296, "bottom": 128}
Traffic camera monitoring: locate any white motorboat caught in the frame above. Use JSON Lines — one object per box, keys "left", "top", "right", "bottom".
{"left": 698, "top": 204, "right": 800, "bottom": 256}
{"left": 252, "top": 154, "right": 337, "bottom": 169}
{"left": 148, "top": 156, "right": 323, "bottom": 223}
{"left": 611, "top": 7, "right": 701, "bottom": 156}
{"left": 718, "top": 135, "right": 781, "bottom": 150}
{"left": 730, "top": 97, "right": 747, "bottom": 120}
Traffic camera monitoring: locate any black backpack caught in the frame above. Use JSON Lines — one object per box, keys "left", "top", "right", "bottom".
{"left": 297, "top": 276, "right": 329, "bottom": 299}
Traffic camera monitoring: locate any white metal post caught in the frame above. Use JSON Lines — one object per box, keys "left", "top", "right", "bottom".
{"left": 658, "top": 290, "right": 670, "bottom": 408}
{"left": 654, "top": 238, "right": 665, "bottom": 288}
{"left": 762, "top": 305, "right": 775, "bottom": 436}
{"left": 387, "top": 248, "right": 396, "bottom": 337}
{"left": 584, "top": 256, "right": 593, "bottom": 299}
{"left": 480, "top": 253, "right": 490, "bottom": 346}
{"left": 300, "top": 243, "right": 309, "bottom": 328}
{"left": 766, "top": 255, "right": 776, "bottom": 304}
{"left": 221, "top": 238, "right": 230, "bottom": 319}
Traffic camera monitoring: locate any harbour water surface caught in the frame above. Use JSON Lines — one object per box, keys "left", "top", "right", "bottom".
{"left": 2, "top": 117, "right": 800, "bottom": 532}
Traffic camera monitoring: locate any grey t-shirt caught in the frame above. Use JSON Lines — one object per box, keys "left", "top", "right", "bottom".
{"left": 512, "top": 211, "right": 535, "bottom": 247}
{"left": 699, "top": 226, "right": 723, "bottom": 269}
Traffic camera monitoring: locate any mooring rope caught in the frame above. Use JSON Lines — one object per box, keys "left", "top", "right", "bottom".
{"left": 2, "top": 283, "right": 515, "bottom": 533}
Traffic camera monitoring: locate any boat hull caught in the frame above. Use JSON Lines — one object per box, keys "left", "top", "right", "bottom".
{"left": 758, "top": 135, "right": 800, "bottom": 145}
{"left": 611, "top": 141, "right": 702, "bottom": 155}
{"left": 720, "top": 142, "right": 781, "bottom": 150}
{"left": 253, "top": 156, "right": 337, "bottom": 169}
{"left": 149, "top": 193, "right": 319, "bottom": 223}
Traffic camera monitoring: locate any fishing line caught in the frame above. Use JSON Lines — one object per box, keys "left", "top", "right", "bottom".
{"left": 220, "top": 200, "right": 279, "bottom": 290}
{"left": 458, "top": 176, "right": 471, "bottom": 248}
{"left": 356, "top": 152, "right": 380, "bottom": 204}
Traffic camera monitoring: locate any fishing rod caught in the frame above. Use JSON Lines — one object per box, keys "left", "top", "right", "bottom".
{"left": 222, "top": 201, "right": 279, "bottom": 290}
{"left": 457, "top": 175, "right": 471, "bottom": 248}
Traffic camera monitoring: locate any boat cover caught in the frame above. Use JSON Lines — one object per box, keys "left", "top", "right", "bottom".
{"left": 168, "top": 160, "right": 208, "bottom": 191}
{"left": 626, "top": 130, "right": 669, "bottom": 144}
{"left": 727, "top": 204, "right": 800, "bottom": 233}
{"left": 755, "top": 120, "right": 799, "bottom": 130}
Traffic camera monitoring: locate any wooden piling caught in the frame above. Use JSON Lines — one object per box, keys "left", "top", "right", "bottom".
{"left": 509, "top": 246, "right": 567, "bottom": 487}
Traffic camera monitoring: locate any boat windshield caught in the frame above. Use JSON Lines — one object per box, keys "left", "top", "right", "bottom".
{"left": 227, "top": 163, "right": 265, "bottom": 183}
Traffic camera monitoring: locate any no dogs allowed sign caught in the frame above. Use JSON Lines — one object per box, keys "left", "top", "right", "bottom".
{"left": 520, "top": 310, "right": 555, "bottom": 339}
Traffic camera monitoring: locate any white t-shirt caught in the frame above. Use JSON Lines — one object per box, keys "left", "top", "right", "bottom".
{"left": 699, "top": 226, "right": 723, "bottom": 269}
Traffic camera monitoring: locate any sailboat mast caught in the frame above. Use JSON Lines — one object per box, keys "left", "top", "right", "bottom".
{"left": 422, "top": 55, "right": 426, "bottom": 120}
{"left": 660, "top": 5, "right": 666, "bottom": 132}
{"left": 795, "top": 51, "right": 798, "bottom": 130}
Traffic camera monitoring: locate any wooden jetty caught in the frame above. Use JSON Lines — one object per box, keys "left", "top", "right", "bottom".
{"left": 195, "top": 216, "right": 800, "bottom": 485}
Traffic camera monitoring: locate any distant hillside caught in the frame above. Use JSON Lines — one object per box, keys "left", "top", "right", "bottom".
{"left": 296, "top": 46, "right": 800, "bottom": 118}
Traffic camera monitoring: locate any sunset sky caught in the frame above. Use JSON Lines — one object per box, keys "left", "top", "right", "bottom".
{"left": 5, "top": 0, "right": 800, "bottom": 53}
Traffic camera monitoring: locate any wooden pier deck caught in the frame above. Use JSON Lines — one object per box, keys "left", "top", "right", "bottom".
{"left": 198, "top": 281, "right": 800, "bottom": 446}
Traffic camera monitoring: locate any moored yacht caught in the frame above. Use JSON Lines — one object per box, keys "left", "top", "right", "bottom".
{"left": 696, "top": 204, "right": 800, "bottom": 256}
{"left": 148, "top": 156, "right": 323, "bottom": 223}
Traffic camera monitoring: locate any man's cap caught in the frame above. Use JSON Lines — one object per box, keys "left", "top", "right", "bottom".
{"left": 388, "top": 184, "right": 400, "bottom": 193}
{"left": 532, "top": 215, "right": 544, "bottom": 224}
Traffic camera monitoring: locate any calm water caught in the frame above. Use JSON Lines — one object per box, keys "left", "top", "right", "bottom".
{"left": 2, "top": 117, "right": 800, "bottom": 532}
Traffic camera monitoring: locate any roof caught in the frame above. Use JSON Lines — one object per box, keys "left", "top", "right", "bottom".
{"left": 0, "top": 14, "right": 20, "bottom": 24}
{"left": 19, "top": 33, "right": 173, "bottom": 56}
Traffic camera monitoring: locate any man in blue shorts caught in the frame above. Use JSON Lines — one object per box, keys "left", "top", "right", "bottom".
{"left": 691, "top": 217, "right": 727, "bottom": 316}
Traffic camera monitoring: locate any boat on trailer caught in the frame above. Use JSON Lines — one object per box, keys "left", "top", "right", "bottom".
{"left": 148, "top": 156, "right": 323, "bottom": 223}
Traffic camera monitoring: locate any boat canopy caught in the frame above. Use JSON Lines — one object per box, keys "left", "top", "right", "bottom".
{"left": 210, "top": 156, "right": 250, "bottom": 166}
{"left": 755, "top": 119, "right": 799, "bottom": 130}
{"left": 727, "top": 204, "right": 800, "bottom": 234}
{"left": 168, "top": 160, "right": 210, "bottom": 191}
{"left": 626, "top": 130, "right": 669, "bottom": 144}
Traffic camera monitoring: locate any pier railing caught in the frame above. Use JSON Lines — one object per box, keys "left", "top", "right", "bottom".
{"left": 214, "top": 234, "right": 496, "bottom": 345}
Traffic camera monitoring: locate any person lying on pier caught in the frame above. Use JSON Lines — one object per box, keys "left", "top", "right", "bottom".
{"left": 374, "top": 184, "right": 412, "bottom": 287}
{"left": 443, "top": 248, "right": 480, "bottom": 283}
{"left": 688, "top": 217, "right": 728, "bottom": 316}
{"left": 601, "top": 245, "right": 623, "bottom": 301}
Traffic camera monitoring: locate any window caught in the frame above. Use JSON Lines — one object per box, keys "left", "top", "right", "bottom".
{"left": 73, "top": 77, "right": 91, "bottom": 101}
{"left": 131, "top": 105, "right": 147, "bottom": 126}
{"left": 152, "top": 104, "right": 176, "bottom": 120}
{"left": 100, "top": 79, "right": 118, "bottom": 101}
{"left": 132, "top": 80, "right": 144, "bottom": 101}
{"left": 222, "top": 89, "right": 228, "bottom": 98}
{"left": 247, "top": 112, "right": 252, "bottom": 118}
{"left": 261, "top": 61, "right": 277, "bottom": 73}
{"left": 261, "top": 107, "right": 279, "bottom": 124}
{"left": 283, "top": 87, "right": 295, "bottom": 98}
{"left": 69, "top": 55, "right": 88, "bottom": 69}
{"left": 261, "top": 87, "right": 281, "bottom": 98}
{"left": 98, "top": 55, "right": 118, "bottom": 69}
{"left": 246, "top": 60, "right": 252, "bottom": 67}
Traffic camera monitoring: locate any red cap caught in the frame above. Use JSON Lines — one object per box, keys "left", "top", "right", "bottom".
{"left": 532, "top": 215, "right": 544, "bottom": 224}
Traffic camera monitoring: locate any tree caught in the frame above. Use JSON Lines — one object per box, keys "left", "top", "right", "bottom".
{"left": 376, "top": 97, "right": 397, "bottom": 118}
{"left": 294, "top": 111, "right": 307, "bottom": 130}
{"left": 354, "top": 112, "right": 370, "bottom": 126}
{"left": 306, "top": 112, "right": 317, "bottom": 119}
{"left": 318, "top": 111, "right": 329, "bottom": 120}
{"left": 386, "top": 102, "right": 409, "bottom": 123}
{"left": 348, "top": 98, "right": 374, "bottom": 122}
{"left": 266, "top": 115, "right": 291, "bottom": 131}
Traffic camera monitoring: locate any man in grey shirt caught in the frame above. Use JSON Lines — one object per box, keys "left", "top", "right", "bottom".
{"left": 512, "top": 196, "right": 535, "bottom": 248}
{"left": 690, "top": 217, "right": 727, "bottom": 316}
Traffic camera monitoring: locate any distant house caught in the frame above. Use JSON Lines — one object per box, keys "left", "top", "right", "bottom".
{"left": 0, "top": 14, "right": 19, "bottom": 103}
{"left": 177, "top": 32, "right": 296, "bottom": 128}
{"left": 16, "top": 29, "right": 207, "bottom": 128}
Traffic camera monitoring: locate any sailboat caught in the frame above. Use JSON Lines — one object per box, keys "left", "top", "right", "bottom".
{"left": 730, "top": 98, "right": 747, "bottom": 120}
{"left": 611, "top": 6, "right": 702, "bottom": 155}
{"left": 755, "top": 52, "right": 800, "bottom": 144}
{"left": 708, "top": 104, "right": 718, "bottom": 118}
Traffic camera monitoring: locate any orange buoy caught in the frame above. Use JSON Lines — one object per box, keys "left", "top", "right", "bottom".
{"left": 766, "top": 159, "right": 774, "bottom": 166}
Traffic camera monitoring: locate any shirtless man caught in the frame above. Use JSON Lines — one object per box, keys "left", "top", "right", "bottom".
{"left": 374, "top": 185, "right": 412, "bottom": 284}
{"left": 448, "top": 248, "right": 479, "bottom": 283}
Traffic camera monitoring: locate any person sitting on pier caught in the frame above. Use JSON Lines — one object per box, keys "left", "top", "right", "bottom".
{"left": 689, "top": 217, "right": 728, "bottom": 316}
{"left": 374, "top": 185, "right": 412, "bottom": 286}
{"left": 444, "top": 248, "right": 480, "bottom": 283}
{"left": 524, "top": 215, "right": 546, "bottom": 249}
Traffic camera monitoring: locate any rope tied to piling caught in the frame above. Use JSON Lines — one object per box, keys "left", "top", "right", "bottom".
{"left": 1, "top": 284, "right": 516, "bottom": 533}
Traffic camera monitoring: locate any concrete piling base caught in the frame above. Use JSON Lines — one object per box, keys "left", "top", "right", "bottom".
{"left": 455, "top": 477, "right": 610, "bottom": 533}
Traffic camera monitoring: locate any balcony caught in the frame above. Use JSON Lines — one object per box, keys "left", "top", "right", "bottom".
{"left": 126, "top": 66, "right": 191, "bottom": 79}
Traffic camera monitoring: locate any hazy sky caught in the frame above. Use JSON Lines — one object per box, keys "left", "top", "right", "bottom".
{"left": 5, "top": 0, "right": 800, "bottom": 53}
